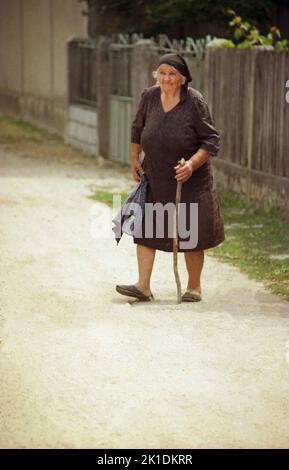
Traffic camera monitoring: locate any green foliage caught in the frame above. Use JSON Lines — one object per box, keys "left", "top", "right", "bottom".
{"left": 209, "top": 189, "right": 289, "bottom": 300}
{"left": 0, "top": 116, "right": 61, "bottom": 143}
{"left": 87, "top": 189, "right": 129, "bottom": 207}
{"left": 207, "top": 38, "right": 235, "bottom": 48}
{"left": 275, "top": 39, "right": 289, "bottom": 50}
{"left": 219, "top": 39, "right": 235, "bottom": 48}
{"left": 227, "top": 8, "right": 289, "bottom": 50}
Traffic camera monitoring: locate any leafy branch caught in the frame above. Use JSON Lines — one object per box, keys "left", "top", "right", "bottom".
{"left": 227, "top": 8, "right": 289, "bottom": 50}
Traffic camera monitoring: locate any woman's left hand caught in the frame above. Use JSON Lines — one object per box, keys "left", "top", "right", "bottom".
{"left": 174, "top": 160, "right": 194, "bottom": 183}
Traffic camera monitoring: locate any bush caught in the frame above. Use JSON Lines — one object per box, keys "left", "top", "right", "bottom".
{"left": 226, "top": 8, "right": 289, "bottom": 50}
{"left": 207, "top": 9, "right": 289, "bottom": 50}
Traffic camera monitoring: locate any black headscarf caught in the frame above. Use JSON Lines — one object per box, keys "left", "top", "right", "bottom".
{"left": 157, "top": 53, "right": 192, "bottom": 101}
{"left": 157, "top": 53, "right": 192, "bottom": 83}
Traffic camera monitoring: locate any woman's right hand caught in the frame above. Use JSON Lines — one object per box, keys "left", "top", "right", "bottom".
{"left": 131, "top": 159, "right": 144, "bottom": 182}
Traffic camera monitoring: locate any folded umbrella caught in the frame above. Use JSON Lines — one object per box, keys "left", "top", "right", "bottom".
{"left": 112, "top": 173, "right": 149, "bottom": 244}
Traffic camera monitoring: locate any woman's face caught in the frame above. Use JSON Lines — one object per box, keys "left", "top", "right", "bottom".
{"left": 157, "top": 64, "right": 186, "bottom": 93}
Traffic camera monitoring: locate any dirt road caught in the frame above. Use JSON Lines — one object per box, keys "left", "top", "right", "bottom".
{"left": 1, "top": 143, "right": 289, "bottom": 448}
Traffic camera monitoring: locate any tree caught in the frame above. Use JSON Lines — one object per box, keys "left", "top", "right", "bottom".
{"left": 79, "top": 0, "right": 289, "bottom": 38}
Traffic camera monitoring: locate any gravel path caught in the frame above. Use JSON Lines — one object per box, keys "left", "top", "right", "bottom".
{"left": 1, "top": 143, "right": 289, "bottom": 448}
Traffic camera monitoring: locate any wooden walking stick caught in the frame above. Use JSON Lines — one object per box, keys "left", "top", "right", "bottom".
{"left": 173, "top": 157, "right": 186, "bottom": 304}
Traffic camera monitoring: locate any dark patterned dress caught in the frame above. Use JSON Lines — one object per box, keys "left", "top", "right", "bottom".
{"left": 131, "top": 85, "right": 225, "bottom": 252}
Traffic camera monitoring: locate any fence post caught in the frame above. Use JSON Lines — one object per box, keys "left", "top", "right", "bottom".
{"left": 203, "top": 47, "right": 211, "bottom": 106}
{"left": 96, "top": 35, "right": 113, "bottom": 158}
{"left": 246, "top": 49, "right": 258, "bottom": 201}
{"left": 67, "top": 39, "right": 79, "bottom": 105}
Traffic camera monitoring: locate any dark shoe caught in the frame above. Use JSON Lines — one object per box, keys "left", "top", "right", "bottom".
{"left": 116, "top": 284, "right": 154, "bottom": 301}
{"left": 182, "top": 291, "right": 202, "bottom": 302}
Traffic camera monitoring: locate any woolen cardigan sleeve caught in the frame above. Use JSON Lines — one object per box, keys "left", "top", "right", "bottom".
{"left": 191, "top": 92, "right": 220, "bottom": 157}
{"left": 131, "top": 88, "right": 148, "bottom": 144}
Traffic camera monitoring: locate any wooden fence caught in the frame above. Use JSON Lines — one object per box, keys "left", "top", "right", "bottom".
{"left": 204, "top": 48, "right": 289, "bottom": 211}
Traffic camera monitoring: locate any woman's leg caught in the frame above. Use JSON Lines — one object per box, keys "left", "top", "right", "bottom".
{"left": 134, "top": 244, "right": 156, "bottom": 296}
{"left": 184, "top": 250, "right": 204, "bottom": 294}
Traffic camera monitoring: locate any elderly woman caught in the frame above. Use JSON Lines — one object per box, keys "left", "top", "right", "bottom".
{"left": 116, "top": 53, "right": 224, "bottom": 302}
